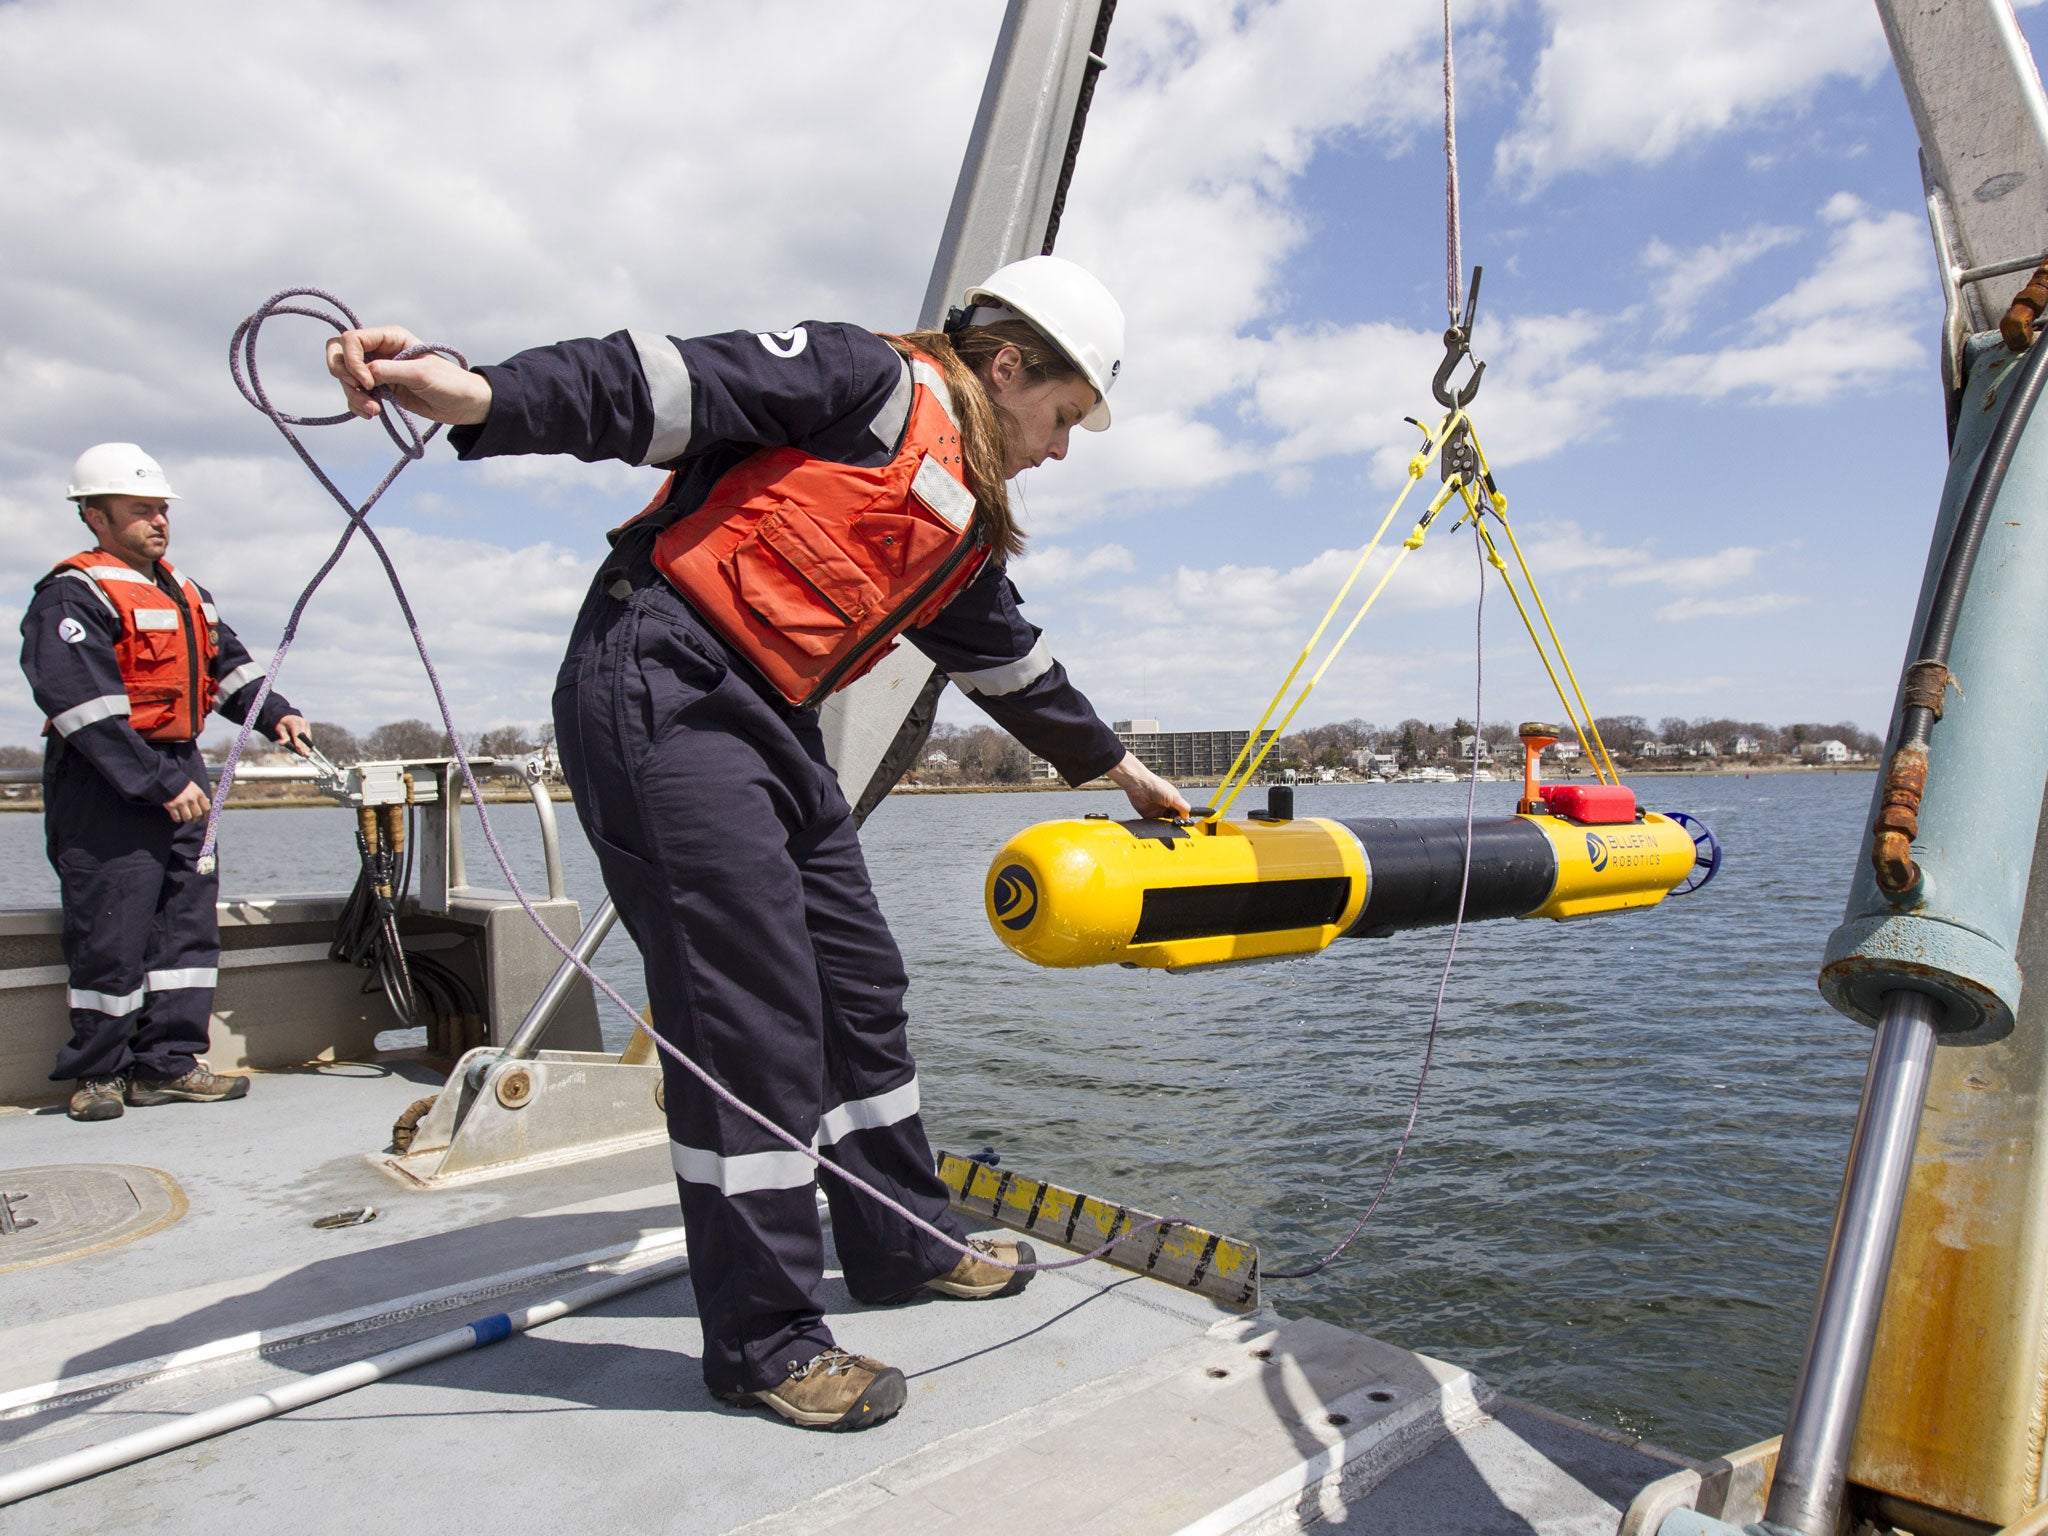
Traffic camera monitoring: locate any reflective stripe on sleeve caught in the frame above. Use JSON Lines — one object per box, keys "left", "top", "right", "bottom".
{"left": 146, "top": 968, "right": 219, "bottom": 990}
{"left": 50, "top": 695, "right": 131, "bottom": 736}
{"left": 54, "top": 569, "right": 118, "bottom": 617}
{"left": 68, "top": 985, "right": 146, "bottom": 1017}
{"left": 132, "top": 609, "right": 179, "bottom": 631}
{"left": 669, "top": 1140, "right": 818, "bottom": 1197}
{"left": 631, "top": 331, "right": 694, "bottom": 466}
{"left": 816, "top": 1077, "right": 920, "bottom": 1149}
{"left": 868, "top": 356, "right": 914, "bottom": 452}
{"left": 910, "top": 359, "right": 957, "bottom": 428}
{"left": 216, "top": 661, "right": 266, "bottom": 696}
{"left": 949, "top": 637, "right": 1052, "bottom": 698}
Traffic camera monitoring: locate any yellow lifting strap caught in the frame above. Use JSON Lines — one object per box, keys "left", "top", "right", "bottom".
{"left": 1209, "top": 409, "right": 1616, "bottom": 819}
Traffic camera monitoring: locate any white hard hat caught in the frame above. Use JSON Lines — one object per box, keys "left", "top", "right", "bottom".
{"left": 67, "top": 443, "right": 180, "bottom": 502}
{"left": 959, "top": 255, "right": 1124, "bottom": 431}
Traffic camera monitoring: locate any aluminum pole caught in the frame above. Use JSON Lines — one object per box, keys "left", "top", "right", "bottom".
{"left": 1763, "top": 988, "right": 1944, "bottom": 1536}
{"left": 501, "top": 897, "right": 618, "bottom": 1061}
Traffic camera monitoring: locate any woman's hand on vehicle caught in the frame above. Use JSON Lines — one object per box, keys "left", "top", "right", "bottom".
{"left": 326, "top": 326, "right": 492, "bottom": 426}
{"left": 1106, "top": 752, "right": 1190, "bottom": 820}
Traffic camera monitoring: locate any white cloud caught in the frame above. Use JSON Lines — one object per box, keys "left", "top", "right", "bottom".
{"left": 1608, "top": 547, "right": 1764, "bottom": 589}
{"left": 1222, "top": 196, "right": 1931, "bottom": 489}
{"left": 1641, "top": 197, "right": 1931, "bottom": 405}
{"left": 0, "top": 1, "right": 1933, "bottom": 745}
{"left": 1009, "top": 543, "right": 1137, "bottom": 588}
{"left": 1656, "top": 593, "right": 1809, "bottom": 622}
{"left": 1496, "top": 0, "right": 1890, "bottom": 190}
{"left": 1610, "top": 675, "right": 1742, "bottom": 699}
{"left": 1643, "top": 225, "right": 1803, "bottom": 338}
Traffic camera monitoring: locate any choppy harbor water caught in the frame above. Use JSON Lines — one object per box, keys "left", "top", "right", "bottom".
{"left": 0, "top": 771, "right": 1876, "bottom": 1460}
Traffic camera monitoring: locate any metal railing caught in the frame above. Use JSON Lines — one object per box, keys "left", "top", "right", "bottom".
{"left": 0, "top": 756, "right": 568, "bottom": 904}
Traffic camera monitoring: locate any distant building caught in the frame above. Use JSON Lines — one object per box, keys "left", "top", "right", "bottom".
{"left": 1547, "top": 739, "right": 1582, "bottom": 762}
{"left": 923, "top": 749, "right": 953, "bottom": 769}
{"left": 1732, "top": 735, "right": 1762, "bottom": 756}
{"left": 1818, "top": 739, "right": 1852, "bottom": 764}
{"left": 1454, "top": 734, "right": 1494, "bottom": 762}
{"left": 1111, "top": 721, "right": 1279, "bottom": 781}
{"left": 1690, "top": 740, "right": 1719, "bottom": 758}
{"left": 1021, "top": 754, "right": 1061, "bottom": 781}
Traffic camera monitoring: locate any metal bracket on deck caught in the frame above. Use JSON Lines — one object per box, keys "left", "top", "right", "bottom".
{"left": 379, "top": 1045, "right": 665, "bottom": 1187}
{"left": 937, "top": 1150, "right": 1260, "bottom": 1309}
{"left": 376, "top": 900, "right": 666, "bottom": 1187}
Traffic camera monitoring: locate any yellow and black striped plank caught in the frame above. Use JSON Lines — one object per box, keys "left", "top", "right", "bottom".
{"left": 936, "top": 1151, "right": 1259, "bottom": 1310}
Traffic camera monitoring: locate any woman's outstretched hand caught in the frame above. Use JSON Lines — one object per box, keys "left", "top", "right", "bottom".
{"left": 1106, "top": 752, "right": 1190, "bottom": 820}
{"left": 326, "top": 326, "right": 492, "bottom": 426}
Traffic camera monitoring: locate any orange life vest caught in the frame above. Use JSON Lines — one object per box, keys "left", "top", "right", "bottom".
{"left": 631, "top": 349, "right": 990, "bottom": 711}
{"left": 49, "top": 551, "right": 220, "bottom": 740}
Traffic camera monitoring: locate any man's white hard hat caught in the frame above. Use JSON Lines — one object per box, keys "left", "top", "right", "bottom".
{"left": 67, "top": 443, "right": 180, "bottom": 502}
{"left": 960, "top": 255, "right": 1125, "bottom": 431}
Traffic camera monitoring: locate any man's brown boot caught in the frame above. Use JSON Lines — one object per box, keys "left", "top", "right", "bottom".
{"left": 67, "top": 1076, "right": 125, "bottom": 1122}
{"left": 923, "top": 1237, "right": 1036, "bottom": 1300}
{"left": 126, "top": 1064, "right": 250, "bottom": 1107}
{"left": 719, "top": 1348, "right": 906, "bottom": 1431}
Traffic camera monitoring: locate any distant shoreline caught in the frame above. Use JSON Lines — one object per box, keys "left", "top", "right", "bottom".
{"left": 0, "top": 758, "right": 1875, "bottom": 814}
{"left": 889, "top": 760, "right": 1878, "bottom": 794}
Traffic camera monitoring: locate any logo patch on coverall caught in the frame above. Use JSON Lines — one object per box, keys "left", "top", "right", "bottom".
{"left": 57, "top": 617, "right": 85, "bottom": 644}
{"left": 757, "top": 327, "right": 808, "bottom": 359}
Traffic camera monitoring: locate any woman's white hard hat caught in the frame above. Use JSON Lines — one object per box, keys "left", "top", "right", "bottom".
{"left": 67, "top": 443, "right": 180, "bottom": 502}
{"left": 960, "top": 255, "right": 1124, "bottom": 431}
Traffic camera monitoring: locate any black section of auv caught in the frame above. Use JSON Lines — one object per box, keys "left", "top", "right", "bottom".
{"left": 1339, "top": 817, "right": 1557, "bottom": 935}
{"left": 1132, "top": 877, "right": 1355, "bottom": 944}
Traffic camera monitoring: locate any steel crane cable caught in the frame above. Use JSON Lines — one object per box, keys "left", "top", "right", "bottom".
{"left": 216, "top": 287, "right": 1170, "bottom": 1279}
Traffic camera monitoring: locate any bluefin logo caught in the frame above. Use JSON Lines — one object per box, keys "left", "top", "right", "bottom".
{"left": 993, "top": 864, "right": 1038, "bottom": 930}
{"left": 1585, "top": 833, "right": 1609, "bottom": 872}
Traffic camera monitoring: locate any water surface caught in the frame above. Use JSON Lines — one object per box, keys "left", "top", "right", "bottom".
{"left": 0, "top": 770, "right": 1876, "bottom": 1457}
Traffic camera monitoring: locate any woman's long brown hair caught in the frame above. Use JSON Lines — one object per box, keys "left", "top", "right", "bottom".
{"left": 887, "top": 320, "right": 1085, "bottom": 563}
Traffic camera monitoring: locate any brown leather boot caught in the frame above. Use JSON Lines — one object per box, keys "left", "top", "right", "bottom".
{"left": 67, "top": 1076, "right": 125, "bottom": 1122}
{"left": 922, "top": 1237, "right": 1036, "bottom": 1300}
{"left": 720, "top": 1348, "right": 906, "bottom": 1431}
{"left": 126, "top": 1064, "right": 250, "bottom": 1107}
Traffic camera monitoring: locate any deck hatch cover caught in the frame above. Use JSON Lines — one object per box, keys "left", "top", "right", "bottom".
{"left": 0, "top": 1164, "right": 186, "bottom": 1274}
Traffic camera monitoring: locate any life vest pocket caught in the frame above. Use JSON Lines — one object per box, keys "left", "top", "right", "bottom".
{"left": 854, "top": 511, "right": 954, "bottom": 579}
{"left": 124, "top": 623, "right": 183, "bottom": 684}
{"left": 125, "top": 685, "right": 180, "bottom": 737}
{"left": 724, "top": 509, "right": 881, "bottom": 658}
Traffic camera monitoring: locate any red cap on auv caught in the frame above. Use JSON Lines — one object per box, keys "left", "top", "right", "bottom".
{"left": 1539, "top": 784, "right": 1638, "bottom": 825}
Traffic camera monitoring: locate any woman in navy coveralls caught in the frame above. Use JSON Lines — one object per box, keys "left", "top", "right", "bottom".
{"left": 325, "top": 258, "right": 1185, "bottom": 1430}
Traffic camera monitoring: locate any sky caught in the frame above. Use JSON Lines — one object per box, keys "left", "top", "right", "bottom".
{"left": 0, "top": 0, "right": 2036, "bottom": 749}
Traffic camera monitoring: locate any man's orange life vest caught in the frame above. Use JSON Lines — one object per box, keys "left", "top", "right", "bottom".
{"left": 632, "top": 350, "right": 990, "bottom": 711}
{"left": 49, "top": 551, "right": 219, "bottom": 740}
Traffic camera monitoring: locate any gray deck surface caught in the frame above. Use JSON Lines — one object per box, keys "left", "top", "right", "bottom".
{"left": 0, "top": 1061, "right": 1687, "bottom": 1534}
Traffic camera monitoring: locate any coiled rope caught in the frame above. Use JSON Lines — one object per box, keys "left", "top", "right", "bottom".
{"left": 214, "top": 287, "right": 1168, "bottom": 1278}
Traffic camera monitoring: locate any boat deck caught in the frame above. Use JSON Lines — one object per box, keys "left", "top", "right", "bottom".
{"left": 0, "top": 1061, "right": 1689, "bottom": 1534}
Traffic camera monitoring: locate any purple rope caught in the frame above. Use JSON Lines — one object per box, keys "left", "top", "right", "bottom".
{"left": 1264, "top": 524, "right": 1486, "bottom": 1281}
{"left": 223, "top": 290, "right": 1173, "bottom": 1278}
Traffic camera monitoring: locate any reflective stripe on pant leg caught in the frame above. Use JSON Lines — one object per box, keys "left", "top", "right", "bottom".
{"left": 787, "top": 781, "right": 964, "bottom": 1300}
{"left": 554, "top": 585, "right": 839, "bottom": 1394}
{"left": 132, "top": 808, "right": 220, "bottom": 1080}
{"left": 47, "top": 763, "right": 169, "bottom": 1082}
